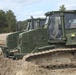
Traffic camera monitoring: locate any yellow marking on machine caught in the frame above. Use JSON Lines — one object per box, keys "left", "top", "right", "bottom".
{"left": 71, "top": 34, "right": 75, "bottom": 37}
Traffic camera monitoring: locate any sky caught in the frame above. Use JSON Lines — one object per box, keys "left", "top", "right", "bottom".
{"left": 0, "top": 0, "right": 76, "bottom": 21}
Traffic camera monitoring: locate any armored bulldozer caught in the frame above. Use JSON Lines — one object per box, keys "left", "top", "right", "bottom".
{"left": 2, "top": 10, "right": 76, "bottom": 70}
{"left": 22, "top": 10, "right": 76, "bottom": 69}
{"left": 1, "top": 17, "right": 45, "bottom": 58}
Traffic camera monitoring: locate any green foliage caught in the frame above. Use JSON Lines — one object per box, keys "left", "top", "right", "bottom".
{"left": 6, "top": 10, "right": 17, "bottom": 32}
{"left": 0, "top": 10, "right": 7, "bottom": 28}
{"left": 0, "top": 9, "right": 28, "bottom": 33}
{"left": 0, "top": 10, "right": 17, "bottom": 33}
{"left": 0, "top": 10, "right": 27, "bottom": 33}
{"left": 0, "top": 10, "right": 8, "bottom": 33}
{"left": 59, "top": 4, "right": 66, "bottom": 11}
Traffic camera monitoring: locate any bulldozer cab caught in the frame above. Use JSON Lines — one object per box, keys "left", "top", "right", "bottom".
{"left": 26, "top": 18, "right": 45, "bottom": 31}
{"left": 45, "top": 10, "right": 76, "bottom": 45}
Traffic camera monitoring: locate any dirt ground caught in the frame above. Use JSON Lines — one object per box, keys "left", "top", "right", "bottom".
{"left": 0, "top": 33, "right": 76, "bottom": 75}
{"left": 0, "top": 55, "right": 76, "bottom": 75}
{"left": 0, "top": 33, "right": 11, "bottom": 46}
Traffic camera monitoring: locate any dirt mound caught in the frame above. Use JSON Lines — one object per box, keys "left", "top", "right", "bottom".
{"left": 0, "top": 56, "right": 21, "bottom": 75}
{"left": 0, "top": 56, "right": 76, "bottom": 75}
{"left": 16, "top": 61, "right": 48, "bottom": 75}
{"left": 16, "top": 61, "right": 76, "bottom": 75}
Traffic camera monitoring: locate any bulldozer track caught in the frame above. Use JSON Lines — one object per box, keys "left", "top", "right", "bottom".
{"left": 23, "top": 48, "right": 76, "bottom": 70}
{"left": 23, "top": 48, "right": 76, "bottom": 60}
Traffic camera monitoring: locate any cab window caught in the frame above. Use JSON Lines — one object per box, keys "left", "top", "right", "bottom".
{"left": 64, "top": 13, "right": 76, "bottom": 29}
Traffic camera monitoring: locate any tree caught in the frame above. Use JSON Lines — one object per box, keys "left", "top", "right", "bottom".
{"left": 6, "top": 10, "right": 17, "bottom": 32}
{"left": 0, "top": 10, "right": 7, "bottom": 33}
{"left": 59, "top": 4, "right": 66, "bottom": 11}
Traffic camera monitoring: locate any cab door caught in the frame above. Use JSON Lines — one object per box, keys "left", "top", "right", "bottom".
{"left": 48, "top": 13, "right": 62, "bottom": 43}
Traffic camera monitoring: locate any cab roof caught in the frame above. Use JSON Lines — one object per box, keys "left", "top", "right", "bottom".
{"left": 26, "top": 18, "right": 45, "bottom": 22}
{"left": 45, "top": 10, "right": 76, "bottom": 16}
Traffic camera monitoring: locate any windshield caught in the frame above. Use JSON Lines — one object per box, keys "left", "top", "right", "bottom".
{"left": 27, "top": 20, "right": 37, "bottom": 30}
{"left": 34, "top": 20, "right": 45, "bottom": 29}
{"left": 64, "top": 13, "right": 76, "bottom": 29}
{"left": 26, "top": 19, "right": 45, "bottom": 30}
{"left": 40, "top": 20, "right": 45, "bottom": 28}
{"left": 45, "top": 17, "right": 49, "bottom": 24}
{"left": 44, "top": 17, "right": 49, "bottom": 28}
{"left": 33, "top": 20, "right": 37, "bottom": 29}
